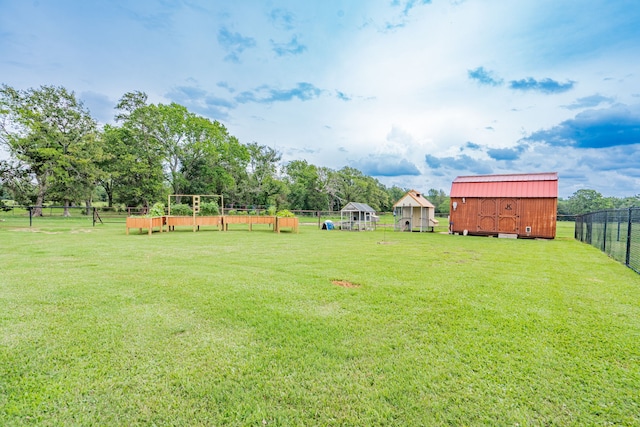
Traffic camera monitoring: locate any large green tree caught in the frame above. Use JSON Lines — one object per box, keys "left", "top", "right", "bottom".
{"left": 47, "top": 130, "right": 102, "bottom": 215}
{"left": 0, "top": 159, "right": 35, "bottom": 205}
{"left": 146, "top": 102, "right": 192, "bottom": 197}
{"left": 386, "top": 185, "right": 408, "bottom": 208}
{"left": 613, "top": 194, "right": 640, "bottom": 209}
{"left": 179, "top": 128, "right": 249, "bottom": 204}
{"left": 427, "top": 188, "right": 450, "bottom": 215}
{"left": 111, "top": 93, "right": 250, "bottom": 207}
{"left": 317, "top": 166, "right": 341, "bottom": 211}
{"left": 0, "top": 85, "right": 97, "bottom": 215}
{"left": 285, "top": 160, "right": 329, "bottom": 211}
{"left": 101, "top": 92, "right": 167, "bottom": 208}
{"left": 333, "top": 166, "right": 366, "bottom": 208}
{"left": 97, "top": 124, "right": 164, "bottom": 208}
{"left": 566, "top": 189, "right": 614, "bottom": 214}
{"left": 332, "top": 167, "right": 390, "bottom": 211}
{"left": 243, "top": 142, "right": 286, "bottom": 208}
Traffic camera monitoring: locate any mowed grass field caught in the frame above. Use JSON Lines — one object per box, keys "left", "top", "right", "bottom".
{"left": 1, "top": 218, "right": 639, "bottom": 426}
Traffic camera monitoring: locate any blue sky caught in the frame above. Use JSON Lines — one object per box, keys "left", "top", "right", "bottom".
{"left": 1, "top": 0, "right": 639, "bottom": 198}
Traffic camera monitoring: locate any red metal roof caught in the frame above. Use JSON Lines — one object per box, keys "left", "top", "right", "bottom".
{"left": 450, "top": 172, "right": 558, "bottom": 198}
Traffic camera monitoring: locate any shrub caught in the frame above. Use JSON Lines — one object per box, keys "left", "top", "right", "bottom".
{"left": 149, "top": 202, "right": 165, "bottom": 217}
{"left": 228, "top": 209, "right": 237, "bottom": 215}
{"left": 267, "top": 206, "right": 277, "bottom": 216}
{"left": 0, "top": 200, "right": 12, "bottom": 212}
{"left": 249, "top": 210, "right": 257, "bottom": 216}
{"left": 171, "top": 204, "right": 192, "bottom": 216}
{"left": 199, "top": 202, "right": 220, "bottom": 216}
{"left": 276, "top": 209, "right": 295, "bottom": 218}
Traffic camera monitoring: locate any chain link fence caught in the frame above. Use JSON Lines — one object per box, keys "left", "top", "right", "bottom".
{"left": 575, "top": 207, "right": 640, "bottom": 274}
{"left": 0, "top": 205, "right": 132, "bottom": 227}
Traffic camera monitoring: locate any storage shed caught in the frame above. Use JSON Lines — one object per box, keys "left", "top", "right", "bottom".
{"left": 340, "top": 202, "right": 377, "bottom": 231}
{"left": 393, "top": 190, "right": 439, "bottom": 232}
{"left": 449, "top": 172, "right": 558, "bottom": 239}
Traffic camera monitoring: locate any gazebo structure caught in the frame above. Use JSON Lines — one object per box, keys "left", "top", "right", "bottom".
{"left": 340, "top": 202, "right": 378, "bottom": 231}
{"left": 393, "top": 190, "right": 439, "bottom": 232}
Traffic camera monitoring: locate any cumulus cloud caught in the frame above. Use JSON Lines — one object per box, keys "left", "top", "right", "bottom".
{"left": 468, "top": 66, "right": 503, "bottom": 86}
{"left": 216, "top": 81, "right": 235, "bottom": 93}
{"left": 118, "top": 3, "right": 176, "bottom": 31}
{"left": 525, "top": 104, "right": 640, "bottom": 148}
{"left": 425, "top": 154, "right": 493, "bottom": 175}
{"left": 487, "top": 145, "right": 526, "bottom": 161}
{"left": 509, "top": 77, "right": 575, "bottom": 94}
{"left": 456, "top": 141, "right": 527, "bottom": 162}
{"left": 382, "top": 0, "right": 433, "bottom": 31}
{"left": 168, "top": 85, "right": 206, "bottom": 100}
{"left": 393, "top": 0, "right": 433, "bottom": 17}
{"left": 271, "top": 36, "right": 307, "bottom": 56}
{"left": 217, "top": 28, "right": 257, "bottom": 62}
{"left": 577, "top": 145, "right": 640, "bottom": 173}
{"left": 385, "top": 126, "right": 415, "bottom": 150}
{"left": 286, "top": 146, "right": 319, "bottom": 156}
{"left": 353, "top": 155, "right": 421, "bottom": 176}
{"left": 166, "top": 85, "right": 234, "bottom": 119}
{"left": 269, "top": 8, "right": 295, "bottom": 30}
{"left": 463, "top": 141, "right": 482, "bottom": 150}
{"left": 468, "top": 68, "right": 575, "bottom": 95}
{"left": 235, "top": 82, "right": 323, "bottom": 104}
{"left": 80, "top": 91, "right": 114, "bottom": 124}
{"left": 563, "top": 94, "right": 614, "bottom": 110}
{"left": 336, "top": 90, "right": 351, "bottom": 101}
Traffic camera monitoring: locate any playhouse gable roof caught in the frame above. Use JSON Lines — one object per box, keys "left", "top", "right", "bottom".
{"left": 450, "top": 172, "right": 558, "bottom": 198}
{"left": 393, "top": 190, "right": 435, "bottom": 209}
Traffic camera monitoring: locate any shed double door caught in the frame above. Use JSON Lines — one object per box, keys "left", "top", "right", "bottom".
{"left": 477, "top": 198, "right": 519, "bottom": 233}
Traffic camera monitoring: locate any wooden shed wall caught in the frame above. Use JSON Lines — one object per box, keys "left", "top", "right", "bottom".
{"left": 449, "top": 197, "right": 557, "bottom": 238}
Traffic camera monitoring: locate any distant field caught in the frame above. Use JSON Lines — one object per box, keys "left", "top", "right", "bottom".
{"left": 1, "top": 219, "right": 638, "bottom": 426}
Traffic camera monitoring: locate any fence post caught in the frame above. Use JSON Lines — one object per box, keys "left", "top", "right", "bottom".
{"left": 617, "top": 214, "right": 622, "bottom": 242}
{"left": 602, "top": 211, "right": 607, "bottom": 253}
{"left": 28, "top": 206, "right": 33, "bottom": 227}
{"left": 626, "top": 207, "right": 633, "bottom": 268}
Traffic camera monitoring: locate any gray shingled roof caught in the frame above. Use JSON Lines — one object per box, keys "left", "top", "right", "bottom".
{"left": 341, "top": 202, "right": 376, "bottom": 213}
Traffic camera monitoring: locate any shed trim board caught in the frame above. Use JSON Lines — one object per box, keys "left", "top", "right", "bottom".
{"left": 449, "top": 173, "right": 558, "bottom": 239}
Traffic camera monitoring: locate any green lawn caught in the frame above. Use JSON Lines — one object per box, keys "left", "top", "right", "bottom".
{"left": 1, "top": 220, "right": 639, "bottom": 426}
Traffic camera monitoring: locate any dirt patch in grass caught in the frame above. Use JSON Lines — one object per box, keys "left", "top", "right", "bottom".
{"left": 332, "top": 280, "right": 360, "bottom": 288}
{"left": 9, "top": 228, "right": 92, "bottom": 234}
{"left": 9, "top": 228, "right": 60, "bottom": 234}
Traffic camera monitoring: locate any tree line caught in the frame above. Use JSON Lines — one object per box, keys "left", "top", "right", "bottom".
{"left": 1, "top": 85, "right": 450, "bottom": 216}
{"left": 1, "top": 85, "right": 637, "bottom": 217}
{"left": 558, "top": 189, "right": 640, "bottom": 217}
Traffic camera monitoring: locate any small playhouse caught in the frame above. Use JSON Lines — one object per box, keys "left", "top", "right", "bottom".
{"left": 393, "top": 190, "right": 439, "bottom": 232}
{"left": 340, "top": 202, "right": 378, "bottom": 231}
